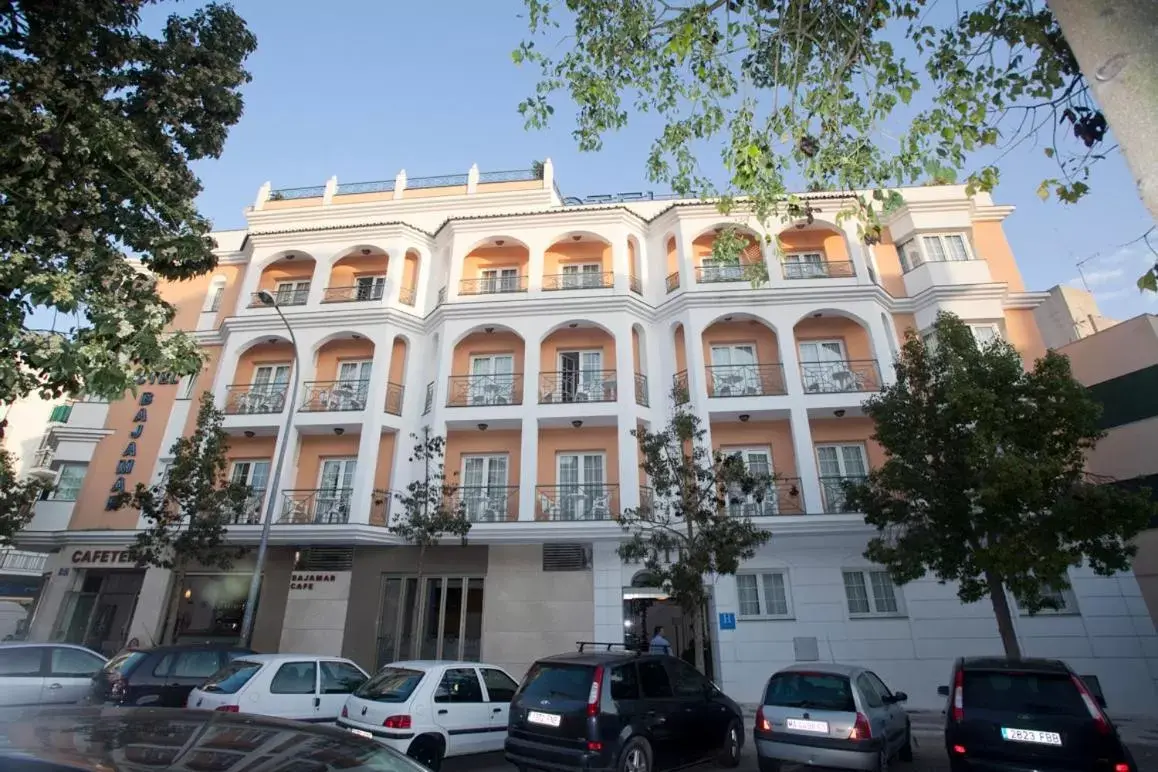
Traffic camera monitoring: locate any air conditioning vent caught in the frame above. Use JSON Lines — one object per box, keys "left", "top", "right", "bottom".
{"left": 295, "top": 547, "right": 354, "bottom": 572}
{"left": 542, "top": 544, "right": 591, "bottom": 572}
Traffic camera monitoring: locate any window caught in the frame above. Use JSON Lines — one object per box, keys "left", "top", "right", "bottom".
{"left": 434, "top": 668, "right": 484, "bottom": 703}
{"left": 173, "top": 650, "right": 225, "bottom": 679}
{"left": 200, "top": 660, "right": 262, "bottom": 695}
{"left": 320, "top": 661, "right": 367, "bottom": 694}
{"left": 275, "top": 280, "right": 310, "bottom": 305}
{"left": 207, "top": 284, "right": 226, "bottom": 312}
{"left": 51, "top": 463, "right": 88, "bottom": 501}
{"left": 1017, "top": 586, "right": 1079, "bottom": 616}
{"left": 555, "top": 452, "right": 609, "bottom": 520}
{"left": 355, "top": 275, "right": 386, "bottom": 301}
{"left": 843, "top": 569, "right": 901, "bottom": 616}
{"left": 899, "top": 233, "right": 972, "bottom": 272}
{"left": 896, "top": 240, "right": 921, "bottom": 273}
{"left": 763, "top": 671, "right": 854, "bottom": 712}
{"left": 670, "top": 660, "right": 710, "bottom": 698}
{"left": 468, "top": 354, "right": 516, "bottom": 405}
{"left": 701, "top": 258, "right": 744, "bottom": 282}
{"left": 49, "top": 647, "right": 103, "bottom": 678}
{"left": 783, "top": 252, "right": 825, "bottom": 279}
{"left": 816, "top": 444, "right": 868, "bottom": 513}
{"left": 557, "top": 350, "right": 606, "bottom": 401}
{"left": 856, "top": 673, "right": 885, "bottom": 708}
{"left": 560, "top": 263, "right": 604, "bottom": 288}
{"left": 722, "top": 448, "right": 777, "bottom": 517}
{"left": 354, "top": 667, "right": 425, "bottom": 703}
{"left": 736, "top": 572, "right": 791, "bottom": 618}
{"left": 962, "top": 670, "right": 1088, "bottom": 716}
{"left": 480, "top": 267, "right": 520, "bottom": 293}
{"left": 638, "top": 659, "right": 673, "bottom": 698}
{"left": 969, "top": 324, "right": 1000, "bottom": 346}
{"left": 798, "top": 340, "right": 851, "bottom": 393}
{"left": 519, "top": 664, "right": 595, "bottom": 702}
{"left": 609, "top": 663, "right": 640, "bottom": 701}
{"left": 461, "top": 455, "right": 510, "bottom": 522}
{"left": 376, "top": 576, "right": 484, "bottom": 664}
{"left": 865, "top": 671, "right": 894, "bottom": 701}
{"left": 709, "top": 345, "right": 759, "bottom": 396}
{"left": 270, "top": 661, "right": 317, "bottom": 694}
{"left": 480, "top": 668, "right": 519, "bottom": 702}
{"left": 180, "top": 375, "right": 198, "bottom": 399}
{"left": 0, "top": 647, "right": 42, "bottom": 677}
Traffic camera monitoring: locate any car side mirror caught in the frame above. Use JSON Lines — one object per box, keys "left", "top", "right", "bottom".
{"left": 937, "top": 685, "right": 949, "bottom": 696}
{"left": 893, "top": 691, "right": 908, "bottom": 703}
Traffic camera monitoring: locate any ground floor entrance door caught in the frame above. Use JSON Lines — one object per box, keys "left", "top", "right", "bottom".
{"left": 52, "top": 570, "right": 145, "bottom": 657}
{"left": 375, "top": 575, "right": 484, "bottom": 668}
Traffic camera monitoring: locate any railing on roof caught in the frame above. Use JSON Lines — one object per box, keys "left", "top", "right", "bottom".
{"left": 479, "top": 169, "right": 540, "bottom": 184}
{"left": 561, "top": 191, "right": 682, "bottom": 206}
{"left": 408, "top": 173, "right": 469, "bottom": 190}
{"left": 337, "top": 180, "right": 395, "bottom": 196}
{"left": 269, "top": 185, "right": 325, "bottom": 200}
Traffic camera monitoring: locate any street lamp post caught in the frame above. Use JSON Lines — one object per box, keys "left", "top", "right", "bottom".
{"left": 238, "top": 290, "right": 302, "bottom": 647}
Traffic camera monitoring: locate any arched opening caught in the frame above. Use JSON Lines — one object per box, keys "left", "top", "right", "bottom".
{"left": 665, "top": 236, "right": 679, "bottom": 293}
{"left": 692, "top": 225, "right": 762, "bottom": 284}
{"left": 792, "top": 310, "right": 880, "bottom": 394}
{"left": 203, "top": 276, "right": 228, "bottom": 313}
{"left": 303, "top": 333, "right": 376, "bottom": 412}
{"left": 448, "top": 325, "right": 525, "bottom": 406}
{"left": 672, "top": 323, "right": 688, "bottom": 404}
{"left": 461, "top": 236, "right": 530, "bottom": 296}
{"left": 631, "top": 323, "right": 648, "bottom": 406}
{"left": 701, "top": 313, "right": 785, "bottom": 397}
{"left": 543, "top": 232, "right": 613, "bottom": 290}
{"left": 777, "top": 220, "right": 854, "bottom": 280}
{"left": 251, "top": 252, "right": 316, "bottom": 307}
{"left": 224, "top": 336, "right": 294, "bottom": 415}
{"left": 539, "top": 320, "right": 618, "bottom": 403}
{"left": 386, "top": 336, "right": 408, "bottom": 415}
{"left": 324, "top": 246, "right": 389, "bottom": 303}
{"left": 627, "top": 236, "right": 642, "bottom": 294}
{"left": 881, "top": 312, "right": 899, "bottom": 359}
{"left": 400, "top": 249, "right": 420, "bottom": 306}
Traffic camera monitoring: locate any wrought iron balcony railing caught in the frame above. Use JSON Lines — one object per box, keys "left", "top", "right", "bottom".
{"left": 322, "top": 284, "right": 385, "bottom": 303}
{"left": 385, "top": 382, "right": 404, "bottom": 416}
{"left": 460, "top": 275, "right": 528, "bottom": 295}
{"left": 782, "top": 260, "right": 855, "bottom": 280}
{"left": 446, "top": 374, "right": 523, "bottom": 407}
{"left": 539, "top": 371, "right": 617, "bottom": 403}
{"left": 226, "top": 492, "right": 266, "bottom": 525}
{"left": 673, "top": 370, "right": 690, "bottom": 405}
{"left": 399, "top": 286, "right": 417, "bottom": 306}
{"left": 423, "top": 382, "right": 434, "bottom": 415}
{"left": 629, "top": 275, "right": 642, "bottom": 295}
{"left": 300, "top": 380, "right": 369, "bottom": 412}
{"left": 665, "top": 272, "right": 679, "bottom": 293}
{"left": 249, "top": 286, "right": 309, "bottom": 307}
{"left": 695, "top": 264, "right": 756, "bottom": 283}
{"left": 224, "top": 385, "right": 287, "bottom": 415}
{"left": 706, "top": 364, "right": 787, "bottom": 397}
{"left": 724, "top": 477, "right": 805, "bottom": 516}
{"left": 819, "top": 475, "right": 866, "bottom": 513}
{"left": 537, "top": 484, "right": 618, "bottom": 521}
{"left": 800, "top": 359, "right": 882, "bottom": 394}
{"left": 542, "top": 271, "right": 614, "bottom": 291}
{"left": 634, "top": 373, "right": 649, "bottom": 406}
{"left": 449, "top": 486, "right": 519, "bottom": 523}
{"left": 278, "top": 488, "right": 353, "bottom": 524}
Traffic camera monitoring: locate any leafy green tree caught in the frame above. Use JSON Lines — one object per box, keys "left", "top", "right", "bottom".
{"left": 1, "top": 0, "right": 257, "bottom": 405}
{"left": 620, "top": 391, "right": 772, "bottom": 671}
{"left": 846, "top": 313, "right": 1154, "bottom": 658}
{"left": 389, "top": 427, "right": 473, "bottom": 656}
{"left": 113, "top": 392, "right": 250, "bottom": 642}
{"left": 514, "top": 1, "right": 1158, "bottom": 281}
{"left": 0, "top": 421, "right": 50, "bottom": 545}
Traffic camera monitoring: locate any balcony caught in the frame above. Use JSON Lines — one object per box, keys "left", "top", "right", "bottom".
{"left": 537, "top": 484, "right": 618, "bottom": 521}
{"left": 820, "top": 475, "right": 865, "bottom": 513}
{"left": 227, "top": 493, "right": 266, "bottom": 525}
{"left": 781, "top": 261, "right": 855, "bottom": 280}
{"left": 449, "top": 486, "right": 519, "bottom": 523}
{"left": 665, "top": 272, "right": 679, "bottom": 293}
{"left": 800, "top": 360, "right": 881, "bottom": 394}
{"left": 695, "top": 264, "right": 755, "bottom": 284}
{"left": 459, "top": 275, "right": 528, "bottom": 296}
{"left": 725, "top": 478, "right": 805, "bottom": 516}
{"left": 706, "top": 364, "right": 787, "bottom": 397}
{"left": 902, "top": 258, "right": 993, "bottom": 296}
{"left": 539, "top": 371, "right": 617, "bottom": 404}
{"left": 542, "top": 272, "right": 614, "bottom": 291}
{"left": 224, "top": 385, "right": 287, "bottom": 415}
{"left": 634, "top": 374, "right": 649, "bottom": 407}
{"left": 0, "top": 549, "right": 47, "bottom": 573}
{"left": 385, "top": 383, "right": 404, "bottom": 416}
{"left": 446, "top": 374, "right": 523, "bottom": 407}
{"left": 249, "top": 286, "right": 309, "bottom": 307}
{"left": 629, "top": 276, "right": 642, "bottom": 295}
{"left": 278, "top": 489, "right": 352, "bottom": 524}
{"left": 300, "top": 381, "right": 368, "bottom": 412}
{"left": 322, "top": 284, "right": 384, "bottom": 303}
{"left": 673, "top": 370, "right": 690, "bottom": 404}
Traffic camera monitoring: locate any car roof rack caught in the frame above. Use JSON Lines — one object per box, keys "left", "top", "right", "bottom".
{"left": 575, "top": 641, "right": 640, "bottom": 654}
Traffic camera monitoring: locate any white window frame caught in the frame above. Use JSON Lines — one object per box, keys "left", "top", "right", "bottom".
{"left": 1015, "top": 586, "right": 1079, "bottom": 616}
{"left": 206, "top": 283, "right": 226, "bottom": 313}
{"left": 782, "top": 251, "right": 826, "bottom": 279}
{"left": 899, "top": 232, "right": 974, "bottom": 272}
{"left": 354, "top": 274, "right": 386, "bottom": 300}
{"left": 968, "top": 323, "right": 1001, "bottom": 346}
{"left": 700, "top": 257, "right": 745, "bottom": 282}
{"left": 735, "top": 571, "right": 794, "bottom": 619}
{"left": 842, "top": 568, "right": 905, "bottom": 618}
{"left": 275, "top": 280, "right": 310, "bottom": 303}
{"left": 51, "top": 463, "right": 88, "bottom": 502}
{"left": 480, "top": 267, "right": 520, "bottom": 293}
{"left": 560, "top": 262, "right": 604, "bottom": 288}
{"left": 816, "top": 443, "right": 869, "bottom": 513}
{"left": 710, "top": 343, "right": 760, "bottom": 396}
{"left": 721, "top": 446, "right": 778, "bottom": 517}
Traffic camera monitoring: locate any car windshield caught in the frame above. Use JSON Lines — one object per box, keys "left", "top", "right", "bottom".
{"left": 355, "top": 668, "right": 425, "bottom": 703}
{"left": 963, "top": 671, "right": 1089, "bottom": 717}
{"left": 764, "top": 672, "right": 856, "bottom": 712}
{"left": 103, "top": 651, "right": 147, "bottom": 675}
{"left": 518, "top": 663, "right": 594, "bottom": 702}
{"left": 201, "top": 660, "right": 262, "bottom": 694}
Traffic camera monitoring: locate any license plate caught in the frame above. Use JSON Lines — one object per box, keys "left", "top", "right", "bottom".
{"left": 527, "top": 711, "right": 562, "bottom": 727}
{"left": 1001, "top": 728, "right": 1062, "bottom": 746}
{"left": 348, "top": 728, "right": 373, "bottom": 739}
{"left": 785, "top": 718, "right": 829, "bottom": 733}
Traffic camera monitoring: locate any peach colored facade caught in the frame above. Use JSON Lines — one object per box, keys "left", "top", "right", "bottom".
{"left": 19, "top": 163, "right": 1158, "bottom": 715}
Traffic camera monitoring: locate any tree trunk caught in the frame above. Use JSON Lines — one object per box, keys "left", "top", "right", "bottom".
{"left": 1048, "top": 0, "right": 1158, "bottom": 222}
{"left": 691, "top": 604, "right": 706, "bottom": 673}
{"left": 411, "top": 544, "right": 426, "bottom": 659}
{"left": 985, "top": 568, "right": 1022, "bottom": 659}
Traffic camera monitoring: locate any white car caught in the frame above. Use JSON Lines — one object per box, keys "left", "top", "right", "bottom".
{"left": 337, "top": 660, "right": 520, "bottom": 771}
{"left": 186, "top": 652, "right": 369, "bottom": 722}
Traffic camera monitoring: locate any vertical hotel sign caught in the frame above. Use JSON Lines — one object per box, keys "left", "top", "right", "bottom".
{"left": 104, "top": 372, "right": 179, "bottom": 511}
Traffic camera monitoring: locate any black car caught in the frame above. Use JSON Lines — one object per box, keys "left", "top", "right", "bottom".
{"left": 938, "top": 656, "right": 1135, "bottom": 772}
{"left": 88, "top": 643, "right": 254, "bottom": 707}
{"left": 505, "top": 643, "right": 744, "bottom": 772}
{"left": 0, "top": 705, "right": 427, "bottom": 772}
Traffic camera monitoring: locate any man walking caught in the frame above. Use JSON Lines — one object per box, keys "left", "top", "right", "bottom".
{"left": 649, "top": 625, "right": 672, "bottom": 654}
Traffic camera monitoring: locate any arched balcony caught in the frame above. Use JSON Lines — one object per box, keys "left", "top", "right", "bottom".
{"left": 538, "top": 321, "right": 618, "bottom": 404}
{"left": 223, "top": 337, "right": 294, "bottom": 415}
{"left": 445, "top": 427, "right": 523, "bottom": 522}
{"left": 628, "top": 236, "right": 643, "bottom": 295}
{"left": 711, "top": 419, "right": 804, "bottom": 516}
{"left": 701, "top": 314, "right": 786, "bottom": 397}
{"left": 400, "top": 249, "right": 419, "bottom": 306}
{"left": 323, "top": 246, "right": 389, "bottom": 303}
{"left": 461, "top": 237, "right": 529, "bottom": 296}
{"left": 664, "top": 235, "right": 680, "bottom": 294}
{"left": 447, "top": 326, "right": 525, "bottom": 407}
{"left": 631, "top": 324, "right": 648, "bottom": 406}
{"left": 543, "top": 232, "right": 613, "bottom": 291}
{"left": 672, "top": 322, "right": 689, "bottom": 403}
{"left": 792, "top": 310, "right": 882, "bottom": 394}
{"left": 692, "top": 226, "right": 763, "bottom": 284}
{"left": 250, "top": 252, "right": 316, "bottom": 307}
{"left": 385, "top": 336, "right": 409, "bottom": 416}
{"left": 300, "top": 334, "right": 376, "bottom": 413}
{"left": 777, "top": 221, "right": 855, "bottom": 280}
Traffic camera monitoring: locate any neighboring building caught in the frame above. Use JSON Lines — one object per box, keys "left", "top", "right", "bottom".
{"left": 1035, "top": 283, "right": 1120, "bottom": 350}
{"left": 14, "top": 162, "right": 1158, "bottom": 713}
{"left": 1058, "top": 314, "right": 1158, "bottom": 631}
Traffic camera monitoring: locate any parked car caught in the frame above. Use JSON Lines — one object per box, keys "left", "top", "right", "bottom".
{"left": 337, "top": 660, "right": 521, "bottom": 771}
{"left": 938, "top": 656, "right": 1136, "bottom": 772}
{"left": 753, "top": 663, "right": 912, "bottom": 772}
{"left": 0, "top": 705, "right": 429, "bottom": 772}
{"left": 505, "top": 644, "right": 745, "bottom": 772}
{"left": 0, "top": 642, "right": 106, "bottom": 707}
{"left": 88, "top": 642, "right": 254, "bottom": 707}
{"left": 187, "top": 653, "right": 369, "bottom": 722}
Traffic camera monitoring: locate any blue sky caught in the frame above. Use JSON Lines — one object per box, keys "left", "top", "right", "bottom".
{"left": 183, "top": 0, "right": 1156, "bottom": 318}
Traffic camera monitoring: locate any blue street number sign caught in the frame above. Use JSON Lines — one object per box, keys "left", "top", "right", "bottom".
{"left": 718, "top": 612, "right": 736, "bottom": 630}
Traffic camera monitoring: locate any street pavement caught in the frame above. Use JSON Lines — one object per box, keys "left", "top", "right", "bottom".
{"left": 446, "top": 718, "right": 1158, "bottom": 772}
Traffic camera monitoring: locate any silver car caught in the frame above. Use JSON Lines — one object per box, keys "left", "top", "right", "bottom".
{"left": 754, "top": 663, "right": 912, "bottom": 772}
{"left": 0, "top": 643, "right": 107, "bottom": 708}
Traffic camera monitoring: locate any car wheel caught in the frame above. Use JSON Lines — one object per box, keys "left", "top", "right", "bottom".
{"left": 406, "top": 735, "right": 444, "bottom": 772}
{"left": 618, "top": 737, "right": 652, "bottom": 772}
{"left": 899, "top": 725, "right": 913, "bottom": 762}
{"left": 717, "top": 720, "right": 742, "bottom": 767}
